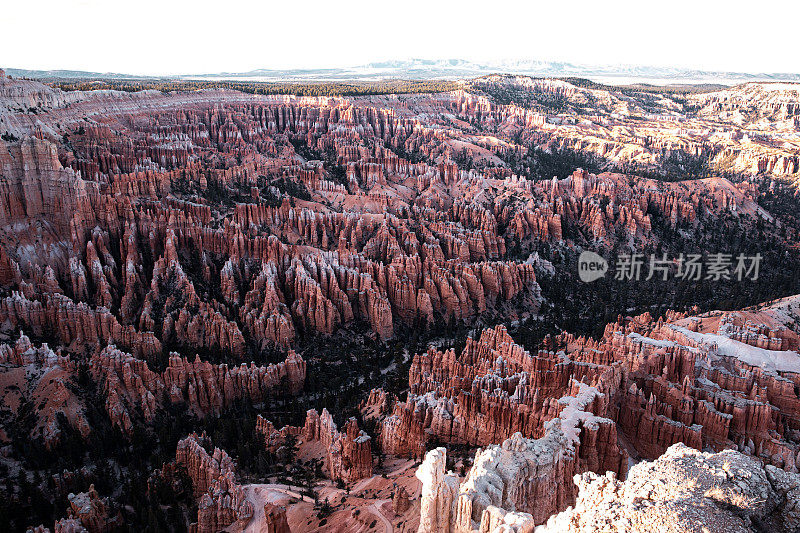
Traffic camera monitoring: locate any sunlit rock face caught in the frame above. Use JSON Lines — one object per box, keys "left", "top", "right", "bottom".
{"left": 2, "top": 72, "right": 800, "bottom": 533}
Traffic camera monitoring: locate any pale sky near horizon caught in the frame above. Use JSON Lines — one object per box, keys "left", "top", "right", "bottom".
{"left": 3, "top": 0, "right": 798, "bottom": 76}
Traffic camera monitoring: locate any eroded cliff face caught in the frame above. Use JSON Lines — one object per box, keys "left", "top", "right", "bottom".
{"left": 378, "top": 324, "right": 626, "bottom": 461}
{"left": 0, "top": 330, "right": 303, "bottom": 459}
{"left": 396, "top": 297, "right": 800, "bottom": 531}
{"left": 0, "top": 75, "right": 784, "bottom": 366}
{"left": 303, "top": 409, "right": 374, "bottom": 484}
{"left": 29, "top": 484, "right": 114, "bottom": 533}
{"left": 62, "top": 485, "right": 109, "bottom": 533}
{"left": 0, "top": 102, "right": 547, "bottom": 352}
{"left": 3, "top": 74, "right": 800, "bottom": 533}
{"left": 609, "top": 300, "right": 800, "bottom": 471}
{"left": 465, "top": 76, "right": 800, "bottom": 178}
{"left": 414, "top": 381, "right": 627, "bottom": 532}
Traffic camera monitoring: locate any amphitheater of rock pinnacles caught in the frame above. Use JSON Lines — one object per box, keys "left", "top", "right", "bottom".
{"left": 1, "top": 49, "right": 800, "bottom": 533}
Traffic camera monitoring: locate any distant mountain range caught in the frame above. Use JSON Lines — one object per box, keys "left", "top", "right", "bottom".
{"left": 6, "top": 58, "right": 800, "bottom": 85}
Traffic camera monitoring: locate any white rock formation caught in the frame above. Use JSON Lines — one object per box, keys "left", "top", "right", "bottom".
{"left": 417, "top": 431, "right": 567, "bottom": 533}
{"left": 417, "top": 447, "right": 460, "bottom": 533}
{"left": 536, "top": 443, "right": 800, "bottom": 533}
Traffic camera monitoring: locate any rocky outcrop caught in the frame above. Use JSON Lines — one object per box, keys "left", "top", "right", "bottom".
{"left": 37, "top": 485, "right": 111, "bottom": 533}
{"left": 392, "top": 485, "right": 411, "bottom": 514}
{"left": 174, "top": 433, "right": 289, "bottom": 533}
{"left": 176, "top": 433, "right": 236, "bottom": 498}
{"left": 64, "top": 486, "right": 109, "bottom": 533}
{"left": 538, "top": 443, "right": 800, "bottom": 533}
{"left": 0, "top": 137, "right": 93, "bottom": 245}
{"left": 306, "top": 409, "right": 373, "bottom": 484}
{"left": 415, "top": 377, "right": 627, "bottom": 531}
{"left": 606, "top": 311, "right": 800, "bottom": 470}
{"left": 388, "top": 305, "right": 800, "bottom": 474}
{"left": 361, "top": 387, "right": 391, "bottom": 419}
{"left": 260, "top": 502, "right": 291, "bottom": 533}
{"left": 417, "top": 447, "right": 460, "bottom": 533}
{"left": 255, "top": 408, "right": 373, "bottom": 484}
{"left": 196, "top": 471, "right": 255, "bottom": 533}
{"left": 0, "top": 333, "right": 90, "bottom": 448}
{"left": 138, "top": 230, "right": 246, "bottom": 357}
{"left": 403, "top": 302, "right": 800, "bottom": 530}
{"left": 379, "top": 324, "right": 624, "bottom": 458}
{"left": 0, "top": 291, "right": 162, "bottom": 359}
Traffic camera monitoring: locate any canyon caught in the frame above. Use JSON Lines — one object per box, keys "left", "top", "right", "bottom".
{"left": 0, "top": 69, "right": 799, "bottom": 532}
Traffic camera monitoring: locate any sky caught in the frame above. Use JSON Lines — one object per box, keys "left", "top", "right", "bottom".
{"left": 3, "top": 0, "right": 799, "bottom": 76}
